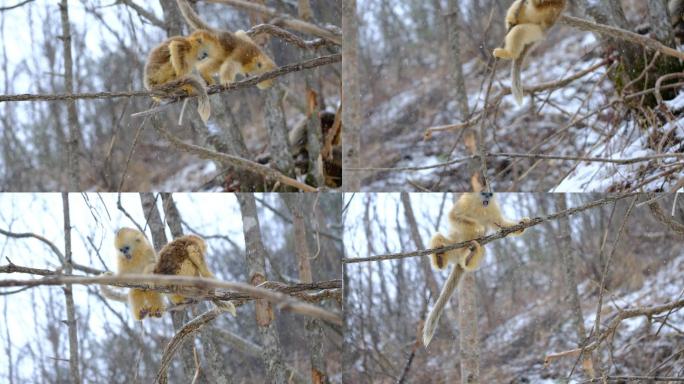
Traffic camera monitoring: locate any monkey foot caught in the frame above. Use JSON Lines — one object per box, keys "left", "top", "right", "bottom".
{"left": 435, "top": 253, "right": 445, "bottom": 269}
{"left": 493, "top": 48, "right": 513, "bottom": 60}
{"left": 138, "top": 309, "right": 149, "bottom": 319}
{"left": 151, "top": 309, "right": 163, "bottom": 318}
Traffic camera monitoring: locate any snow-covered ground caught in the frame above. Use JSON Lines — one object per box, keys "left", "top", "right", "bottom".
{"left": 486, "top": 252, "right": 684, "bottom": 382}
{"left": 360, "top": 26, "right": 684, "bottom": 192}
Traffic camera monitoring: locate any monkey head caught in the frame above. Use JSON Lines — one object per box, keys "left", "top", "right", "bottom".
{"left": 235, "top": 31, "right": 278, "bottom": 89}
{"left": 115, "top": 227, "right": 149, "bottom": 260}
{"left": 479, "top": 192, "right": 494, "bottom": 207}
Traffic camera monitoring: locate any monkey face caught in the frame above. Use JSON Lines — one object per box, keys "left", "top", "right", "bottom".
{"left": 243, "top": 53, "right": 277, "bottom": 89}
{"left": 479, "top": 192, "right": 494, "bottom": 207}
{"left": 115, "top": 227, "right": 146, "bottom": 260}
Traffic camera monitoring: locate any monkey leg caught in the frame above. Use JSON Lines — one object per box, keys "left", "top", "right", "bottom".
{"left": 129, "top": 289, "right": 150, "bottom": 320}
{"left": 493, "top": 24, "right": 544, "bottom": 60}
{"left": 143, "top": 291, "right": 165, "bottom": 318}
{"left": 460, "top": 241, "right": 484, "bottom": 272}
{"left": 168, "top": 293, "right": 189, "bottom": 306}
{"left": 429, "top": 233, "right": 454, "bottom": 270}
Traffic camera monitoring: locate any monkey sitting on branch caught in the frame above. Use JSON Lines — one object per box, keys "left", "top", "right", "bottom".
{"left": 422, "top": 192, "right": 529, "bottom": 347}
{"left": 493, "top": 0, "right": 567, "bottom": 105}
{"left": 176, "top": 0, "right": 278, "bottom": 90}
{"left": 100, "top": 228, "right": 165, "bottom": 321}
{"left": 154, "top": 234, "right": 237, "bottom": 316}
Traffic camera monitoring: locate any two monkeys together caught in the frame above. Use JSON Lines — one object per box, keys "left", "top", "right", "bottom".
{"left": 144, "top": 0, "right": 278, "bottom": 123}
{"left": 100, "top": 227, "right": 236, "bottom": 321}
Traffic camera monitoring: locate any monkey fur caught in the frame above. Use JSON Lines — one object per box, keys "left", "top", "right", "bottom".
{"left": 493, "top": 0, "right": 567, "bottom": 104}
{"left": 176, "top": 0, "right": 278, "bottom": 90}
{"left": 100, "top": 228, "right": 165, "bottom": 321}
{"left": 143, "top": 32, "right": 215, "bottom": 123}
{"left": 154, "top": 235, "right": 237, "bottom": 316}
{"left": 422, "top": 193, "right": 529, "bottom": 347}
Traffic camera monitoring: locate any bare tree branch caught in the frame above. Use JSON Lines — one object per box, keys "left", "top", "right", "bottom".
{"left": 343, "top": 192, "right": 641, "bottom": 263}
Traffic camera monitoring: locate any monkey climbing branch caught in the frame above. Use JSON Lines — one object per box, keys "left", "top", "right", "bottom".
{"left": 342, "top": 192, "right": 641, "bottom": 263}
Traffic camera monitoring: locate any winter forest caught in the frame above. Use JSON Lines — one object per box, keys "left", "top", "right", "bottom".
{"left": 343, "top": 193, "right": 684, "bottom": 383}
{"left": 0, "top": 1, "right": 341, "bottom": 192}
{"left": 1, "top": 0, "right": 684, "bottom": 383}
{"left": 351, "top": 0, "right": 684, "bottom": 192}
{"left": 0, "top": 193, "right": 343, "bottom": 383}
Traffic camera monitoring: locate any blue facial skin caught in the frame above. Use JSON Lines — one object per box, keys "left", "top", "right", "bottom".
{"left": 480, "top": 192, "right": 493, "bottom": 207}
{"left": 119, "top": 246, "right": 131, "bottom": 259}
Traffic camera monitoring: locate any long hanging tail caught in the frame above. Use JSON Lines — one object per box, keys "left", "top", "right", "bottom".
{"left": 511, "top": 44, "right": 533, "bottom": 105}
{"left": 176, "top": 0, "right": 215, "bottom": 31}
{"left": 151, "top": 74, "right": 211, "bottom": 123}
{"left": 422, "top": 264, "right": 465, "bottom": 347}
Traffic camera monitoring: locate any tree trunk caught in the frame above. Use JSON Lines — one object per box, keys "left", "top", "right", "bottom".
{"left": 140, "top": 193, "right": 195, "bottom": 383}
{"left": 555, "top": 195, "right": 595, "bottom": 378}
{"left": 458, "top": 273, "right": 479, "bottom": 384}
{"left": 61, "top": 193, "right": 81, "bottom": 384}
{"left": 283, "top": 194, "right": 329, "bottom": 383}
{"left": 447, "top": 0, "right": 469, "bottom": 119}
{"left": 59, "top": 0, "right": 81, "bottom": 190}
{"left": 342, "top": 0, "right": 361, "bottom": 191}
{"left": 236, "top": 194, "right": 288, "bottom": 384}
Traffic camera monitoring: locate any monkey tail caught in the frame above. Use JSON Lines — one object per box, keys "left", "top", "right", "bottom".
{"left": 511, "top": 58, "right": 524, "bottom": 105}
{"left": 151, "top": 74, "right": 211, "bottom": 123}
{"left": 422, "top": 264, "right": 465, "bottom": 347}
{"left": 176, "top": 0, "right": 215, "bottom": 31}
{"left": 511, "top": 43, "right": 532, "bottom": 105}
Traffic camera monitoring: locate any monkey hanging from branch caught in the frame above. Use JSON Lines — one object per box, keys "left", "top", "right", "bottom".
{"left": 422, "top": 193, "right": 530, "bottom": 347}
{"left": 493, "top": 0, "right": 567, "bottom": 105}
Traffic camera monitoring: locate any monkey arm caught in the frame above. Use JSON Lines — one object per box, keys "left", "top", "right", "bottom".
{"left": 168, "top": 40, "right": 194, "bottom": 78}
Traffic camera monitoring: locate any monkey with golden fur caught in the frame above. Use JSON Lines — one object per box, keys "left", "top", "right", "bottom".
{"left": 493, "top": 0, "right": 567, "bottom": 104}
{"left": 154, "top": 234, "right": 237, "bottom": 316}
{"left": 176, "top": 0, "right": 278, "bottom": 89}
{"left": 100, "top": 228, "right": 165, "bottom": 321}
{"left": 144, "top": 31, "right": 218, "bottom": 123}
{"left": 422, "top": 193, "right": 529, "bottom": 347}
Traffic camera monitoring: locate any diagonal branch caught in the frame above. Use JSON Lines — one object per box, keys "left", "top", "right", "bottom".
{"left": 152, "top": 124, "right": 317, "bottom": 192}
{"left": 560, "top": 15, "right": 684, "bottom": 61}
{"left": 342, "top": 192, "right": 641, "bottom": 263}
{"left": 205, "top": 0, "right": 342, "bottom": 45}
